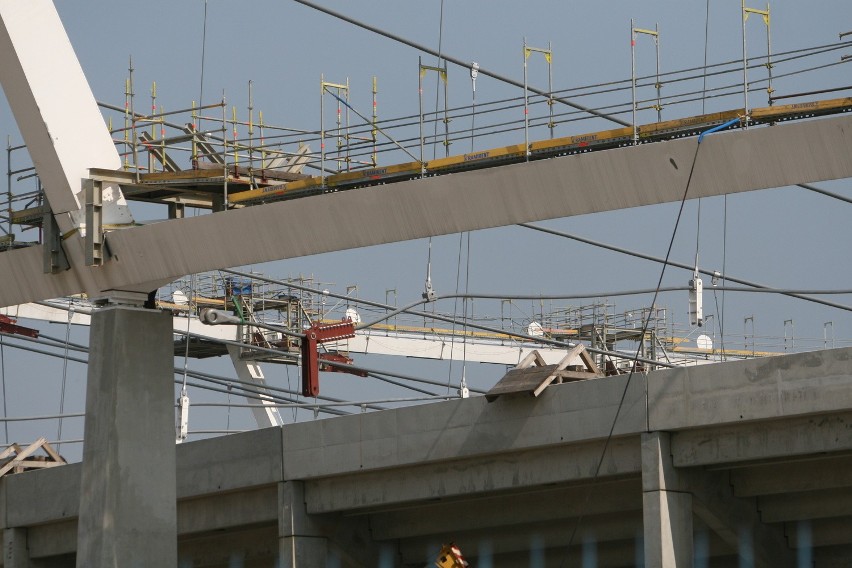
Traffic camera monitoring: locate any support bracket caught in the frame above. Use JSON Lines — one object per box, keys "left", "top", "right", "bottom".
{"left": 300, "top": 319, "right": 355, "bottom": 397}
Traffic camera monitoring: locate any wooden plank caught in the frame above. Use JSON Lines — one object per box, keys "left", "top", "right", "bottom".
{"left": 40, "top": 440, "right": 64, "bottom": 463}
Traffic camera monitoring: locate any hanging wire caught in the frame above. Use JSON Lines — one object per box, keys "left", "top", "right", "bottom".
{"left": 0, "top": 331, "right": 7, "bottom": 444}
{"left": 199, "top": 0, "right": 208, "bottom": 106}
{"left": 446, "top": 231, "right": 465, "bottom": 394}
{"left": 460, "top": 231, "right": 472, "bottom": 396}
{"left": 560, "top": 128, "right": 708, "bottom": 568}
{"left": 56, "top": 304, "right": 73, "bottom": 451}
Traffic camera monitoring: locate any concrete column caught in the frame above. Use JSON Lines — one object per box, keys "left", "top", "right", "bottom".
{"left": 279, "top": 481, "right": 327, "bottom": 567}
{"left": 76, "top": 306, "right": 176, "bottom": 567}
{"left": 642, "top": 431, "right": 693, "bottom": 568}
{"left": 3, "top": 528, "right": 29, "bottom": 568}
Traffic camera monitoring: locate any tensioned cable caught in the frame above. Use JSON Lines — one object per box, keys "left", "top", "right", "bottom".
{"left": 560, "top": 119, "right": 720, "bottom": 567}
{"left": 292, "top": 0, "right": 631, "bottom": 127}
{"left": 519, "top": 225, "right": 852, "bottom": 313}
{"left": 56, "top": 305, "right": 73, "bottom": 452}
{"left": 0, "top": 332, "right": 7, "bottom": 443}
{"left": 199, "top": 0, "right": 208, "bottom": 106}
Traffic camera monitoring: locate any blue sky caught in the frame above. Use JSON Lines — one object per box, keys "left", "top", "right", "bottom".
{"left": 1, "top": 1, "right": 851, "bottom": 460}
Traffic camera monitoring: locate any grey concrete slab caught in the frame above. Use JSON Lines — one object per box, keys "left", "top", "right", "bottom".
{"left": 3, "top": 114, "right": 852, "bottom": 308}
{"left": 177, "top": 426, "right": 283, "bottom": 498}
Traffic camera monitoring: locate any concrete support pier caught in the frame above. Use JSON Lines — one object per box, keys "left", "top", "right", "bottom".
{"left": 279, "top": 481, "right": 327, "bottom": 567}
{"left": 3, "top": 528, "right": 29, "bottom": 568}
{"left": 642, "top": 431, "right": 693, "bottom": 568}
{"left": 76, "top": 306, "right": 176, "bottom": 567}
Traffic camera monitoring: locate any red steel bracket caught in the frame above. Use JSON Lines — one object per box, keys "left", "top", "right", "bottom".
{"left": 301, "top": 319, "right": 356, "bottom": 397}
{"left": 0, "top": 315, "right": 39, "bottom": 339}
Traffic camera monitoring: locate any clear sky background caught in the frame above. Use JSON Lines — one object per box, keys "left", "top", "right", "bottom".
{"left": 1, "top": 1, "right": 851, "bottom": 461}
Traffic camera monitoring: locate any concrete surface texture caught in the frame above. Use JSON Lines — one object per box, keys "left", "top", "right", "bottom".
{"left": 1, "top": 346, "right": 851, "bottom": 566}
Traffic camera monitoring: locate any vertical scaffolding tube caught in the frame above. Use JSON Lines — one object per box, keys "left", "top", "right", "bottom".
{"left": 523, "top": 38, "right": 529, "bottom": 159}
{"left": 371, "top": 76, "right": 378, "bottom": 167}
{"left": 631, "top": 19, "right": 637, "bottom": 143}
{"left": 320, "top": 73, "right": 325, "bottom": 186}
{"left": 418, "top": 57, "right": 424, "bottom": 171}
{"left": 741, "top": 0, "right": 750, "bottom": 124}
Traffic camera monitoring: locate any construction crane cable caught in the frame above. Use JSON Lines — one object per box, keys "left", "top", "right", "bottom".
{"left": 292, "top": 0, "right": 631, "bottom": 127}
{"left": 799, "top": 183, "right": 852, "bottom": 205}
{"left": 561, "top": 126, "right": 708, "bottom": 566}
{"left": 519, "top": 224, "right": 852, "bottom": 313}
{"left": 0, "top": 334, "right": 7, "bottom": 443}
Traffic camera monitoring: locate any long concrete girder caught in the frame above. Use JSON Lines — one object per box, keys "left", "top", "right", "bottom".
{"left": 1, "top": 113, "right": 851, "bottom": 308}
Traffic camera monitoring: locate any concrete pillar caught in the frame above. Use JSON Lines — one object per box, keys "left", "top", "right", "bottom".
{"left": 76, "top": 306, "right": 176, "bottom": 567}
{"left": 279, "top": 481, "right": 327, "bottom": 567}
{"left": 642, "top": 431, "right": 693, "bottom": 568}
{"left": 3, "top": 528, "right": 29, "bottom": 568}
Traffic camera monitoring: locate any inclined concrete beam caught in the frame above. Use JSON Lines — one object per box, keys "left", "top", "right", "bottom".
{"left": 685, "top": 468, "right": 794, "bottom": 568}
{"left": 758, "top": 487, "right": 852, "bottom": 523}
{"left": 2, "top": 114, "right": 852, "bottom": 309}
{"left": 305, "top": 437, "right": 641, "bottom": 514}
{"left": 368, "top": 478, "right": 642, "bottom": 540}
{"left": 641, "top": 432, "right": 692, "bottom": 568}
{"left": 731, "top": 455, "right": 852, "bottom": 497}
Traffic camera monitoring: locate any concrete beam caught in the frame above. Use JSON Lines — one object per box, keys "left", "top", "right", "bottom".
{"left": 786, "top": 517, "right": 852, "bottom": 548}
{"left": 3, "top": 465, "right": 80, "bottom": 528}
{"left": 368, "top": 478, "right": 642, "bottom": 540}
{"left": 178, "top": 485, "right": 278, "bottom": 535}
{"left": 305, "top": 437, "right": 640, "bottom": 513}
{"left": 176, "top": 426, "right": 283, "bottom": 498}
{"left": 758, "top": 487, "right": 852, "bottom": 523}
{"left": 27, "top": 522, "right": 75, "bottom": 560}
{"left": 671, "top": 410, "right": 852, "bottom": 467}
{"left": 650, "top": 347, "right": 852, "bottom": 434}
{"left": 731, "top": 455, "right": 852, "bottom": 497}
{"left": 284, "top": 375, "right": 646, "bottom": 481}
{"left": 2, "top": 114, "right": 852, "bottom": 308}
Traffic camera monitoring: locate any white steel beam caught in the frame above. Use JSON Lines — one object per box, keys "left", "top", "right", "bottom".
{"left": 0, "top": 0, "right": 133, "bottom": 235}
